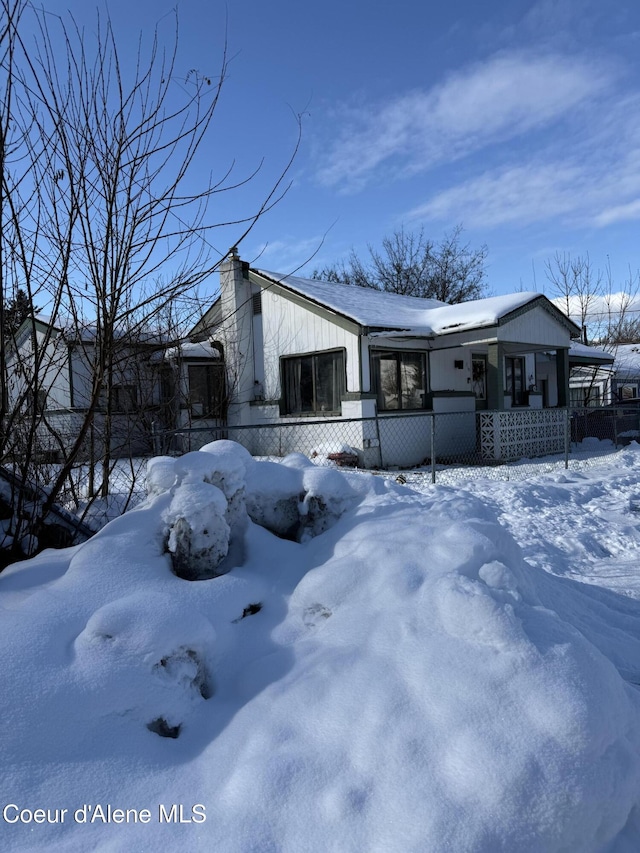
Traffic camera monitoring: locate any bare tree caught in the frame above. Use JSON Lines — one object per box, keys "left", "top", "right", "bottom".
{"left": 313, "top": 225, "right": 488, "bottom": 303}
{"left": 545, "top": 252, "right": 640, "bottom": 406}
{"left": 0, "top": 0, "right": 299, "bottom": 564}
{"left": 545, "top": 253, "right": 640, "bottom": 347}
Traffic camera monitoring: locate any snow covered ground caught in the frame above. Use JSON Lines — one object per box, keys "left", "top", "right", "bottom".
{"left": 2, "top": 440, "right": 640, "bottom": 852}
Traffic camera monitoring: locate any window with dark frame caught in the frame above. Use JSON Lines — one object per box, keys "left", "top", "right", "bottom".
{"left": 188, "top": 363, "right": 226, "bottom": 418}
{"left": 282, "top": 350, "right": 345, "bottom": 415}
{"left": 505, "top": 356, "right": 526, "bottom": 406}
{"left": 110, "top": 385, "right": 137, "bottom": 413}
{"left": 619, "top": 384, "right": 638, "bottom": 401}
{"left": 371, "top": 351, "right": 428, "bottom": 411}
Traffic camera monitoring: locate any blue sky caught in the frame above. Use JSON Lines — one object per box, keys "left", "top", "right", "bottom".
{"left": 28, "top": 0, "right": 640, "bottom": 298}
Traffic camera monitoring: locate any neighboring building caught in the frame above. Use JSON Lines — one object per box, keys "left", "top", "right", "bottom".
{"left": 5, "top": 316, "right": 224, "bottom": 460}
{"left": 611, "top": 344, "right": 640, "bottom": 401}
{"left": 568, "top": 342, "right": 616, "bottom": 408}
{"left": 192, "top": 250, "right": 599, "bottom": 466}
{"left": 567, "top": 343, "right": 640, "bottom": 409}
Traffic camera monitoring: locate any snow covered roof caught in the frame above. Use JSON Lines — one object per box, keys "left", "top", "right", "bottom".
{"left": 613, "top": 344, "right": 640, "bottom": 375}
{"left": 255, "top": 270, "right": 576, "bottom": 337}
{"left": 568, "top": 342, "right": 615, "bottom": 364}
{"left": 162, "top": 341, "right": 221, "bottom": 361}
{"left": 20, "top": 314, "right": 168, "bottom": 346}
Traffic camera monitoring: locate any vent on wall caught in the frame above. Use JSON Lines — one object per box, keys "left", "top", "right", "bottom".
{"left": 252, "top": 292, "right": 262, "bottom": 315}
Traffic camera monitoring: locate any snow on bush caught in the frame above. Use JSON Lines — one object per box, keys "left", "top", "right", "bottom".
{"left": 151, "top": 443, "right": 359, "bottom": 577}
{"left": 298, "top": 465, "right": 358, "bottom": 541}
{"left": 164, "top": 482, "right": 231, "bottom": 580}
{"left": 244, "top": 458, "right": 359, "bottom": 541}
{"left": 146, "top": 456, "right": 178, "bottom": 496}
{"left": 175, "top": 442, "right": 251, "bottom": 539}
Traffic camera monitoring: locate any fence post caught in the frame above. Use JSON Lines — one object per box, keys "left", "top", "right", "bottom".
{"left": 374, "top": 412, "right": 384, "bottom": 469}
{"left": 152, "top": 420, "right": 161, "bottom": 457}
{"left": 430, "top": 413, "right": 436, "bottom": 484}
{"left": 564, "top": 408, "right": 569, "bottom": 469}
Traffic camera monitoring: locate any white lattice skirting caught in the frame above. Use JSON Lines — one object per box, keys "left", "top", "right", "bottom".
{"left": 479, "top": 409, "right": 566, "bottom": 461}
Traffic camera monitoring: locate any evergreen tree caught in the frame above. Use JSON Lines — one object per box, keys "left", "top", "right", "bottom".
{"left": 3, "top": 288, "right": 33, "bottom": 339}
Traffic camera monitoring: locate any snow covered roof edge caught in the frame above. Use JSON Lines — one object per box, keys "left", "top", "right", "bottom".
{"left": 253, "top": 269, "right": 580, "bottom": 337}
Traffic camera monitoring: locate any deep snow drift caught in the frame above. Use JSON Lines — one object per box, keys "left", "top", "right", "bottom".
{"left": 2, "top": 440, "right": 640, "bottom": 852}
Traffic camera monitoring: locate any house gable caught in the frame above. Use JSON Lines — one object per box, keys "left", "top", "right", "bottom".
{"left": 250, "top": 271, "right": 362, "bottom": 402}
{"left": 250, "top": 271, "right": 363, "bottom": 336}
{"left": 497, "top": 302, "right": 578, "bottom": 349}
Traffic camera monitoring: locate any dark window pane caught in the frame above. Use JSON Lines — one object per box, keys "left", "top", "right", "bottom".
{"left": 283, "top": 351, "right": 344, "bottom": 414}
{"left": 298, "top": 356, "right": 315, "bottom": 412}
{"left": 377, "top": 355, "right": 399, "bottom": 410}
{"left": 111, "top": 385, "right": 137, "bottom": 413}
{"left": 372, "top": 351, "right": 427, "bottom": 411}
{"left": 506, "top": 357, "right": 526, "bottom": 406}
{"left": 188, "top": 365, "right": 225, "bottom": 418}
{"left": 315, "top": 351, "right": 344, "bottom": 412}
{"left": 400, "top": 353, "right": 424, "bottom": 409}
{"left": 472, "top": 356, "right": 486, "bottom": 400}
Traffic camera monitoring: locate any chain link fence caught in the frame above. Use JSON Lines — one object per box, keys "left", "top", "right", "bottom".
{"left": 152, "top": 406, "right": 629, "bottom": 486}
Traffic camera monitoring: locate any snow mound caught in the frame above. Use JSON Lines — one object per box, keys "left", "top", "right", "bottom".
{"left": 76, "top": 590, "right": 215, "bottom": 732}
{"left": 2, "top": 443, "right": 640, "bottom": 851}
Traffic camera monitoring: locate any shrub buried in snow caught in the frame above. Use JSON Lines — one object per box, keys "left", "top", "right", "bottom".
{"left": 160, "top": 442, "right": 358, "bottom": 579}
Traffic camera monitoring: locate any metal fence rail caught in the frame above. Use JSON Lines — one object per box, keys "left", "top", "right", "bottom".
{"left": 152, "top": 406, "right": 630, "bottom": 485}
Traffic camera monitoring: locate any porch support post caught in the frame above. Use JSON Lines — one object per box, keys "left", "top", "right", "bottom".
{"left": 556, "top": 347, "right": 570, "bottom": 407}
{"left": 487, "top": 343, "right": 504, "bottom": 410}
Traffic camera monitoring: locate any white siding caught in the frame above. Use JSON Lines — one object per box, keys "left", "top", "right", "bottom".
{"left": 498, "top": 306, "right": 570, "bottom": 347}
{"left": 260, "top": 290, "right": 361, "bottom": 400}
{"left": 429, "top": 348, "right": 470, "bottom": 392}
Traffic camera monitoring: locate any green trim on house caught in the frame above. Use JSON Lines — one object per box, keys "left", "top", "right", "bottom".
{"left": 487, "top": 343, "right": 504, "bottom": 410}
{"left": 342, "top": 391, "right": 377, "bottom": 401}
{"left": 431, "top": 390, "right": 475, "bottom": 398}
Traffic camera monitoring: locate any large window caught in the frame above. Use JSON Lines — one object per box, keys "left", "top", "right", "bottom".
{"left": 371, "top": 351, "right": 428, "bottom": 411}
{"left": 188, "top": 364, "right": 226, "bottom": 418}
{"left": 282, "top": 350, "right": 345, "bottom": 415}
{"left": 505, "top": 356, "right": 526, "bottom": 406}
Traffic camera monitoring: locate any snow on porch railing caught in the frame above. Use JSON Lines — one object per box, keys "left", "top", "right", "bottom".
{"left": 478, "top": 408, "right": 568, "bottom": 462}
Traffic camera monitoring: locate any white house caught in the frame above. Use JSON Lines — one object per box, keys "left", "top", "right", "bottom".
{"left": 191, "top": 250, "right": 593, "bottom": 466}
{"left": 5, "top": 316, "right": 225, "bottom": 461}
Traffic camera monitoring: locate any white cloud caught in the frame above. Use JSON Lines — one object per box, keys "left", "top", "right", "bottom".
{"left": 594, "top": 199, "right": 640, "bottom": 227}
{"left": 249, "top": 236, "right": 327, "bottom": 272}
{"left": 406, "top": 102, "right": 640, "bottom": 232}
{"left": 315, "top": 50, "right": 612, "bottom": 192}
{"left": 408, "top": 163, "right": 584, "bottom": 228}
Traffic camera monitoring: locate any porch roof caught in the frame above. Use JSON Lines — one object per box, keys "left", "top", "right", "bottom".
{"left": 568, "top": 342, "right": 615, "bottom": 366}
